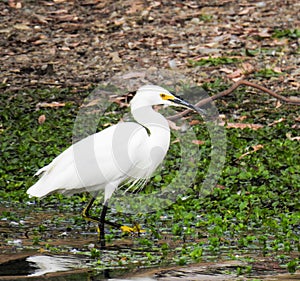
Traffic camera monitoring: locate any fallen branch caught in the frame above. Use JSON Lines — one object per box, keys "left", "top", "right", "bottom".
{"left": 169, "top": 80, "right": 300, "bottom": 121}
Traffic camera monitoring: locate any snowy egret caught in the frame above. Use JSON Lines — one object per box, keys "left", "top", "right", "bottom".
{"left": 27, "top": 85, "right": 205, "bottom": 248}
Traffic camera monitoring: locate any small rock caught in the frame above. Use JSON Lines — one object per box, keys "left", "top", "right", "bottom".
{"left": 190, "top": 17, "right": 200, "bottom": 25}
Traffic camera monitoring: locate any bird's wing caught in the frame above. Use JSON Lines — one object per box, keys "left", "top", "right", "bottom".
{"left": 27, "top": 122, "right": 150, "bottom": 198}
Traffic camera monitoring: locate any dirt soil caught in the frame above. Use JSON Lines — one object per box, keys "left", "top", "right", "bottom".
{"left": 1, "top": 0, "right": 299, "bottom": 94}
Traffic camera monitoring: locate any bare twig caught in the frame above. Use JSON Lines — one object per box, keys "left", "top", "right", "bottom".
{"left": 169, "top": 80, "right": 300, "bottom": 121}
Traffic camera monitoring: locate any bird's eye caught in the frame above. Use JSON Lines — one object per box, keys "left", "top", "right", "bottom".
{"left": 160, "top": 93, "right": 166, "bottom": 99}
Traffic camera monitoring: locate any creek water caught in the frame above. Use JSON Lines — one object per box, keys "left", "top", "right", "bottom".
{"left": 0, "top": 253, "right": 299, "bottom": 281}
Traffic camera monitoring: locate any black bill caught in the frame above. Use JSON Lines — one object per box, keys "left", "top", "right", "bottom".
{"left": 172, "top": 96, "right": 206, "bottom": 115}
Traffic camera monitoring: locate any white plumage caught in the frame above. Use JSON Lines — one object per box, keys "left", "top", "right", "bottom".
{"left": 27, "top": 85, "right": 176, "bottom": 199}
{"left": 27, "top": 85, "right": 204, "bottom": 247}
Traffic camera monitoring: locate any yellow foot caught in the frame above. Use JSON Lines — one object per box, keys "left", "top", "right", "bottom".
{"left": 96, "top": 226, "right": 101, "bottom": 239}
{"left": 120, "top": 224, "right": 146, "bottom": 233}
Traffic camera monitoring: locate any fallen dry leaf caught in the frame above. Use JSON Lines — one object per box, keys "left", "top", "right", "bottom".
{"left": 275, "top": 100, "right": 282, "bottom": 108}
{"left": 53, "top": 0, "right": 68, "bottom": 3}
{"left": 80, "top": 98, "right": 101, "bottom": 108}
{"left": 238, "top": 144, "right": 264, "bottom": 160}
{"left": 189, "top": 119, "right": 201, "bottom": 125}
{"left": 273, "top": 67, "right": 282, "bottom": 73}
{"left": 239, "top": 115, "right": 248, "bottom": 121}
{"left": 171, "top": 139, "right": 180, "bottom": 144}
{"left": 13, "top": 24, "right": 31, "bottom": 31}
{"left": 8, "top": 0, "right": 22, "bottom": 8}
{"left": 192, "top": 140, "right": 205, "bottom": 145}
{"left": 227, "top": 69, "right": 243, "bottom": 80}
{"left": 126, "top": 0, "right": 145, "bottom": 14}
{"left": 294, "top": 116, "right": 300, "bottom": 122}
{"left": 220, "top": 67, "right": 233, "bottom": 74}
{"left": 122, "top": 72, "right": 146, "bottom": 80}
{"left": 38, "top": 114, "right": 46, "bottom": 124}
{"left": 110, "top": 52, "right": 122, "bottom": 63}
{"left": 286, "top": 133, "right": 300, "bottom": 141}
{"left": 291, "top": 124, "right": 300, "bottom": 129}
{"left": 257, "top": 28, "right": 271, "bottom": 38}
{"left": 220, "top": 122, "right": 263, "bottom": 130}
{"left": 168, "top": 120, "right": 182, "bottom": 131}
{"left": 290, "top": 81, "right": 300, "bottom": 88}
{"left": 36, "top": 102, "right": 66, "bottom": 108}
{"left": 288, "top": 96, "right": 300, "bottom": 102}
{"left": 114, "top": 18, "right": 126, "bottom": 26}
{"left": 238, "top": 6, "right": 255, "bottom": 15}
{"left": 241, "top": 62, "right": 255, "bottom": 74}
{"left": 110, "top": 96, "right": 131, "bottom": 108}
{"left": 268, "top": 118, "right": 285, "bottom": 126}
{"left": 227, "top": 62, "right": 255, "bottom": 81}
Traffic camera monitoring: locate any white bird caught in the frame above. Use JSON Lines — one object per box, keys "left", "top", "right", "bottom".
{"left": 27, "top": 85, "right": 205, "bottom": 248}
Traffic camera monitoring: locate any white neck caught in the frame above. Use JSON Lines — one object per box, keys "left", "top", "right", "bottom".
{"left": 131, "top": 105, "right": 170, "bottom": 173}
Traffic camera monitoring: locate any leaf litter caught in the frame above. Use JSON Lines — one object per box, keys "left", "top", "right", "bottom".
{"left": 0, "top": 0, "right": 299, "bottom": 94}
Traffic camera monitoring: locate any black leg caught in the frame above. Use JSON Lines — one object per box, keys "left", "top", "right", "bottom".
{"left": 82, "top": 196, "right": 121, "bottom": 227}
{"left": 82, "top": 196, "right": 143, "bottom": 248}
{"left": 82, "top": 196, "right": 100, "bottom": 223}
{"left": 99, "top": 202, "right": 108, "bottom": 249}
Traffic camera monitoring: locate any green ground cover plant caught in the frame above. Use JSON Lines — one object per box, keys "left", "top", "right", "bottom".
{"left": 0, "top": 83, "right": 299, "bottom": 275}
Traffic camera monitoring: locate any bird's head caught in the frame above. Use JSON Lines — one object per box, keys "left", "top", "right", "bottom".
{"left": 131, "top": 85, "right": 206, "bottom": 115}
